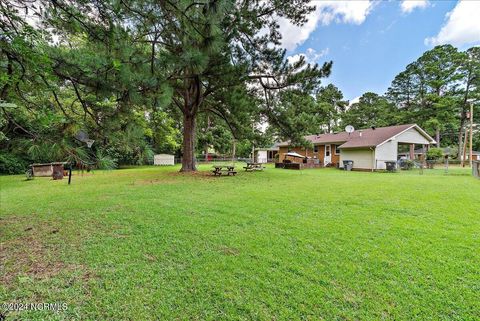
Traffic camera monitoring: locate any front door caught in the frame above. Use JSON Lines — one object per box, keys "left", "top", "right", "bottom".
{"left": 324, "top": 144, "right": 331, "bottom": 165}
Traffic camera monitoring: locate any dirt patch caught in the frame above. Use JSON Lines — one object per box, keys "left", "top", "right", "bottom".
{"left": 0, "top": 218, "right": 87, "bottom": 287}
{"left": 133, "top": 178, "right": 178, "bottom": 186}
{"left": 167, "top": 170, "right": 215, "bottom": 178}
{"left": 134, "top": 170, "right": 217, "bottom": 185}
{"left": 144, "top": 253, "right": 157, "bottom": 262}
{"left": 219, "top": 246, "right": 240, "bottom": 256}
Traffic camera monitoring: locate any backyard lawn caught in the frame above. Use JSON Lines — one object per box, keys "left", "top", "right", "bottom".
{"left": 0, "top": 165, "right": 479, "bottom": 320}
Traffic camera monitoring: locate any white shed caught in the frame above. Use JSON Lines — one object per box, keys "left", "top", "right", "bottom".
{"left": 256, "top": 150, "right": 268, "bottom": 163}
{"left": 154, "top": 154, "right": 175, "bottom": 166}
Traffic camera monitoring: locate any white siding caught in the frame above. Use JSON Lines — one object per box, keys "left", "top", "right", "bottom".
{"left": 375, "top": 141, "right": 398, "bottom": 170}
{"left": 154, "top": 154, "right": 175, "bottom": 165}
{"left": 389, "top": 127, "right": 432, "bottom": 145}
{"left": 340, "top": 149, "right": 374, "bottom": 170}
{"left": 256, "top": 150, "right": 268, "bottom": 163}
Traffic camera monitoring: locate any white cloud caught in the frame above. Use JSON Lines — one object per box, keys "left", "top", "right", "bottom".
{"left": 425, "top": 0, "right": 480, "bottom": 47}
{"left": 287, "top": 47, "right": 329, "bottom": 66}
{"left": 279, "top": 1, "right": 375, "bottom": 51}
{"left": 400, "top": 0, "right": 429, "bottom": 14}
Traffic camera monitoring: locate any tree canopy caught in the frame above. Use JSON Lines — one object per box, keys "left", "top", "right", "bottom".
{"left": 1, "top": 0, "right": 332, "bottom": 173}
{"left": 1, "top": 2, "right": 479, "bottom": 174}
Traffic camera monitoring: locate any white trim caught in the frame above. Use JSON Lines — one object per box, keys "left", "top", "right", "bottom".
{"left": 325, "top": 144, "right": 331, "bottom": 157}
{"left": 376, "top": 124, "right": 436, "bottom": 148}
{"left": 324, "top": 144, "right": 331, "bottom": 164}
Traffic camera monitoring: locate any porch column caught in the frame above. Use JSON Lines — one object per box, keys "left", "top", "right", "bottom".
{"left": 421, "top": 144, "right": 427, "bottom": 164}
{"left": 409, "top": 144, "right": 415, "bottom": 160}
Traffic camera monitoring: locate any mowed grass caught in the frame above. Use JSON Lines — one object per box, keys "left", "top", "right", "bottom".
{"left": 0, "top": 165, "right": 479, "bottom": 320}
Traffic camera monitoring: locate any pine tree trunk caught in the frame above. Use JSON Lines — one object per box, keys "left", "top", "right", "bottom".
{"left": 180, "top": 114, "right": 197, "bottom": 172}
{"left": 436, "top": 129, "right": 440, "bottom": 148}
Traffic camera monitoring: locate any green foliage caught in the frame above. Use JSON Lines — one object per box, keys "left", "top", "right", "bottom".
{"left": 0, "top": 152, "right": 27, "bottom": 174}
{"left": 427, "top": 148, "right": 444, "bottom": 160}
{"left": 400, "top": 159, "right": 415, "bottom": 170}
{"left": 105, "top": 124, "right": 154, "bottom": 165}
{"left": 315, "top": 84, "right": 348, "bottom": 132}
{"left": 266, "top": 89, "right": 319, "bottom": 147}
{"left": 1, "top": 0, "right": 331, "bottom": 172}
{"left": 341, "top": 92, "right": 397, "bottom": 129}
{"left": 95, "top": 151, "right": 117, "bottom": 170}
{"left": 387, "top": 45, "right": 480, "bottom": 150}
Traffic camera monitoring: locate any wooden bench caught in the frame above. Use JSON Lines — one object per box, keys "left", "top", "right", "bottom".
{"left": 212, "top": 166, "right": 237, "bottom": 176}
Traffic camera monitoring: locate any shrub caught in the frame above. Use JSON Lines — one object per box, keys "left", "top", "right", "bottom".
{"left": 0, "top": 153, "right": 28, "bottom": 174}
{"left": 95, "top": 151, "right": 117, "bottom": 170}
{"left": 426, "top": 148, "right": 443, "bottom": 160}
{"left": 400, "top": 159, "right": 414, "bottom": 170}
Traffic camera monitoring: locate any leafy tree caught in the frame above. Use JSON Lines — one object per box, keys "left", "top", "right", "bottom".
{"left": 0, "top": 0, "right": 177, "bottom": 171}
{"left": 2, "top": 0, "right": 332, "bottom": 173}
{"left": 265, "top": 88, "right": 321, "bottom": 147}
{"left": 387, "top": 45, "right": 479, "bottom": 149}
{"left": 456, "top": 47, "right": 480, "bottom": 156}
{"left": 107, "top": 0, "right": 330, "bottom": 171}
{"left": 341, "top": 92, "right": 396, "bottom": 129}
{"left": 315, "top": 84, "right": 348, "bottom": 132}
{"left": 426, "top": 147, "right": 443, "bottom": 160}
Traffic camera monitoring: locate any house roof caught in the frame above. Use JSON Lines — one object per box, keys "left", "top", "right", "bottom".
{"left": 278, "top": 124, "right": 436, "bottom": 149}
{"left": 338, "top": 124, "right": 419, "bottom": 148}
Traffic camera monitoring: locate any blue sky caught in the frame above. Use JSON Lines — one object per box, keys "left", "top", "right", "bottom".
{"left": 282, "top": 0, "right": 480, "bottom": 101}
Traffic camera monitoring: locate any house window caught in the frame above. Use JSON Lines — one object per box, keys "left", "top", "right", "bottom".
{"left": 314, "top": 145, "right": 318, "bottom": 153}
{"left": 325, "top": 145, "right": 331, "bottom": 157}
{"left": 335, "top": 145, "right": 341, "bottom": 154}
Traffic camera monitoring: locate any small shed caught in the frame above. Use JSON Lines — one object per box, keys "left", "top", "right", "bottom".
{"left": 254, "top": 144, "right": 279, "bottom": 163}
{"left": 31, "top": 162, "right": 67, "bottom": 178}
{"left": 154, "top": 154, "right": 175, "bottom": 166}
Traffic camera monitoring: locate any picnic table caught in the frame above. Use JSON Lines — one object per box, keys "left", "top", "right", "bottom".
{"left": 212, "top": 165, "right": 237, "bottom": 176}
{"left": 243, "top": 162, "right": 265, "bottom": 172}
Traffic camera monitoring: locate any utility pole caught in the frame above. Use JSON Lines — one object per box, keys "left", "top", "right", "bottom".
{"left": 469, "top": 102, "right": 474, "bottom": 168}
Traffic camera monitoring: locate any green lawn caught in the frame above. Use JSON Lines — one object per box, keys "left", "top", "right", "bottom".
{"left": 1, "top": 165, "right": 479, "bottom": 320}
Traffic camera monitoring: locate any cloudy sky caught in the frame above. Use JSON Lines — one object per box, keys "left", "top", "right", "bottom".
{"left": 282, "top": 0, "right": 480, "bottom": 102}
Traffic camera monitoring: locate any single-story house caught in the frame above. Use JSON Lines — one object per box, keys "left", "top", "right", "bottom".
{"left": 254, "top": 144, "right": 279, "bottom": 163}
{"left": 462, "top": 151, "right": 480, "bottom": 161}
{"left": 277, "top": 124, "right": 436, "bottom": 171}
